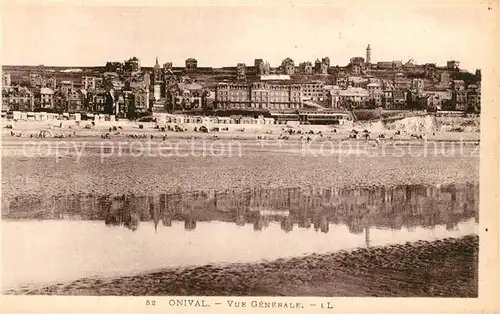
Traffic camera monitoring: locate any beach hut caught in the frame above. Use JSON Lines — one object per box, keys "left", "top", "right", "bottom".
{"left": 264, "top": 118, "right": 275, "bottom": 125}
{"left": 201, "top": 117, "right": 213, "bottom": 125}
{"left": 110, "top": 115, "right": 116, "bottom": 122}
{"left": 13, "top": 111, "right": 22, "bottom": 120}
{"left": 154, "top": 113, "right": 167, "bottom": 123}
{"left": 40, "top": 112, "right": 48, "bottom": 120}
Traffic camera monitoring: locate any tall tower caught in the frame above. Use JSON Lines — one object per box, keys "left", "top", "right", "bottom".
{"left": 366, "top": 44, "right": 372, "bottom": 64}
{"left": 153, "top": 57, "right": 161, "bottom": 82}
{"left": 153, "top": 57, "right": 162, "bottom": 101}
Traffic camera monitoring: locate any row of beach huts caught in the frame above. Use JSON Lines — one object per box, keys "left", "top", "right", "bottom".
{"left": 3, "top": 111, "right": 275, "bottom": 126}
{"left": 3, "top": 111, "right": 117, "bottom": 122}
{"left": 152, "top": 113, "right": 275, "bottom": 125}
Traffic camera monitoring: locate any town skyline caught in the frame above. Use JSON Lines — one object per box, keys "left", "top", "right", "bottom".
{"left": 2, "top": 2, "right": 485, "bottom": 72}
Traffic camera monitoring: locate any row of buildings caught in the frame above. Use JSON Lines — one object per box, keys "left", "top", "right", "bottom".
{"left": 2, "top": 46, "right": 482, "bottom": 118}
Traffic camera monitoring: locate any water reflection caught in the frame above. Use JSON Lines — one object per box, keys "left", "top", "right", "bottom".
{"left": 3, "top": 183, "right": 479, "bottom": 235}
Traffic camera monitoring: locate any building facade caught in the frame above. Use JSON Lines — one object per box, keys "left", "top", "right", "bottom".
{"left": 447, "top": 60, "right": 460, "bottom": 70}
{"left": 2, "top": 86, "right": 34, "bottom": 112}
{"left": 215, "top": 82, "right": 303, "bottom": 111}
{"left": 38, "top": 87, "right": 55, "bottom": 110}
{"left": 301, "top": 81, "right": 328, "bottom": 102}
{"left": 82, "top": 76, "right": 103, "bottom": 90}
{"left": 169, "top": 83, "right": 204, "bottom": 110}
{"left": 185, "top": 58, "right": 198, "bottom": 70}
{"left": 124, "top": 57, "right": 141, "bottom": 72}
{"left": 281, "top": 58, "right": 295, "bottom": 76}
{"left": 2, "top": 72, "right": 11, "bottom": 87}
{"left": 299, "top": 62, "right": 313, "bottom": 75}
{"left": 134, "top": 88, "right": 150, "bottom": 113}
{"left": 330, "top": 87, "right": 369, "bottom": 108}
{"left": 236, "top": 63, "right": 246, "bottom": 80}
{"left": 366, "top": 82, "right": 383, "bottom": 107}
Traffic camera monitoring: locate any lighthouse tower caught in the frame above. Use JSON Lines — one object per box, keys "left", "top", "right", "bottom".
{"left": 366, "top": 44, "right": 372, "bottom": 64}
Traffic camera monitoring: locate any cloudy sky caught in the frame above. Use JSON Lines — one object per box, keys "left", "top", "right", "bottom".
{"left": 1, "top": 1, "right": 489, "bottom": 71}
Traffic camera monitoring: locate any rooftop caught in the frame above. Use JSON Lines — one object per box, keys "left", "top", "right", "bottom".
{"left": 260, "top": 74, "right": 291, "bottom": 81}
{"left": 40, "top": 87, "right": 54, "bottom": 94}
{"left": 178, "top": 83, "right": 203, "bottom": 90}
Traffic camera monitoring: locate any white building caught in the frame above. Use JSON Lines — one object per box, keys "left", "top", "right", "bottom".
{"left": 330, "top": 87, "right": 369, "bottom": 108}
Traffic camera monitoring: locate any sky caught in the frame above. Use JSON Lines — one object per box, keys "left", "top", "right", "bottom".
{"left": 1, "top": 1, "right": 489, "bottom": 72}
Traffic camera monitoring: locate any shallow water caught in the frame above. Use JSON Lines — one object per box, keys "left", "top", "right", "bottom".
{"left": 2, "top": 183, "right": 479, "bottom": 291}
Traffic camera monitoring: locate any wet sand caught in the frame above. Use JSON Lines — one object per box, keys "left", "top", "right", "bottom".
{"left": 7, "top": 235, "right": 477, "bottom": 297}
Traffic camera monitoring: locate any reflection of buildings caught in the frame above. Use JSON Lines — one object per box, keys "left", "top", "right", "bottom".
{"left": 298, "top": 215, "right": 312, "bottom": 228}
{"left": 6, "top": 183, "right": 479, "bottom": 235}
{"left": 364, "top": 227, "right": 371, "bottom": 248}
{"left": 446, "top": 221, "right": 458, "bottom": 231}
{"left": 280, "top": 216, "right": 294, "bottom": 233}
{"left": 103, "top": 195, "right": 140, "bottom": 231}
{"left": 314, "top": 216, "right": 329, "bottom": 233}
{"left": 235, "top": 200, "right": 248, "bottom": 226}
{"left": 253, "top": 215, "right": 270, "bottom": 231}
{"left": 236, "top": 214, "right": 246, "bottom": 226}
{"left": 162, "top": 216, "right": 173, "bottom": 227}
{"left": 184, "top": 216, "right": 197, "bottom": 231}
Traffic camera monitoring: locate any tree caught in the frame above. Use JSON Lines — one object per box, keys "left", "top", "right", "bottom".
{"left": 454, "top": 71, "right": 477, "bottom": 86}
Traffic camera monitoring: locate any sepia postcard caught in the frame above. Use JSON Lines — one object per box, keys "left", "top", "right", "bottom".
{"left": 1, "top": 0, "right": 499, "bottom": 313}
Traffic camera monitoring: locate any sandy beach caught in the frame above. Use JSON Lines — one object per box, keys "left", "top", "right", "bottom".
{"left": 1, "top": 138, "right": 479, "bottom": 200}
{"left": 1, "top": 117, "right": 480, "bottom": 297}
{"left": 2, "top": 116, "right": 480, "bottom": 141}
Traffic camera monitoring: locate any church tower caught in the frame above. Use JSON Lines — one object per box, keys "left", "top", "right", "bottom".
{"left": 153, "top": 57, "right": 161, "bottom": 83}
{"left": 153, "top": 57, "right": 162, "bottom": 101}
{"left": 366, "top": 44, "right": 372, "bottom": 64}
